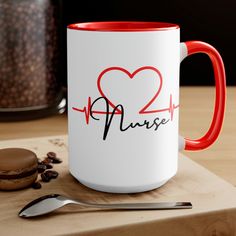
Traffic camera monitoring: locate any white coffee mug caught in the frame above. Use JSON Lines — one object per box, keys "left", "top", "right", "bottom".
{"left": 67, "top": 22, "right": 226, "bottom": 193}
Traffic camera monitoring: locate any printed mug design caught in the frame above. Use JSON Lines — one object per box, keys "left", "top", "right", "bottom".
{"left": 72, "top": 66, "right": 179, "bottom": 140}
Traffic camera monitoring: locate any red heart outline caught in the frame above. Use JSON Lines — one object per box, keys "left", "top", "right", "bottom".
{"left": 97, "top": 66, "right": 163, "bottom": 114}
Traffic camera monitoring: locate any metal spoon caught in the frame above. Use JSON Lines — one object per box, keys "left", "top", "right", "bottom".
{"left": 18, "top": 194, "right": 192, "bottom": 218}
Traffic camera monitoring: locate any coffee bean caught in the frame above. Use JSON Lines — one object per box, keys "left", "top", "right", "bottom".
{"left": 45, "top": 163, "right": 53, "bottom": 169}
{"left": 47, "top": 151, "right": 62, "bottom": 164}
{"left": 45, "top": 170, "right": 59, "bottom": 179}
{"left": 38, "top": 164, "right": 47, "bottom": 173}
{"left": 47, "top": 152, "right": 57, "bottom": 159}
{"left": 32, "top": 182, "right": 42, "bottom": 189}
{"left": 52, "top": 158, "right": 62, "bottom": 164}
{"left": 41, "top": 173, "right": 50, "bottom": 182}
{"left": 42, "top": 158, "right": 53, "bottom": 164}
{"left": 36, "top": 151, "right": 63, "bottom": 186}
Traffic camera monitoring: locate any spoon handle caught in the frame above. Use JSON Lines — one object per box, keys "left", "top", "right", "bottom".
{"left": 56, "top": 195, "right": 192, "bottom": 210}
{"left": 77, "top": 201, "right": 192, "bottom": 210}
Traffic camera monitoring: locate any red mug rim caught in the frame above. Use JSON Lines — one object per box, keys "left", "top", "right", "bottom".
{"left": 67, "top": 21, "right": 179, "bottom": 32}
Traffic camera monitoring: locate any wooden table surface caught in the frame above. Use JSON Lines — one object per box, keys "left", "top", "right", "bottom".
{"left": 0, "top": 86, "right": 235, "bottom": 185}
{"left": 2, "top": 136, "right": 236, "bottom": 236}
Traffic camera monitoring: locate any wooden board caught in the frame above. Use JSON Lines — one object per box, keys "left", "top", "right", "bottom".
{"left": 0, "top": 135, "right": 236, "bottom": 236}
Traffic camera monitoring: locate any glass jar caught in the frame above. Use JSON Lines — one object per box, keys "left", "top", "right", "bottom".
{"left": 0, "top": 0, "right": 65, "bottom": 121}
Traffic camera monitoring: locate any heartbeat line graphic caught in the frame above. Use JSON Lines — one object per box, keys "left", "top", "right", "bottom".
{"left": 72, "top": 97, "right": 92, "bottom": 124}
{"left": 139, "top": 94, "right": 179, "bottom": 121}
{"left": 72, "top": 95, "right": 179, "bottom": 125}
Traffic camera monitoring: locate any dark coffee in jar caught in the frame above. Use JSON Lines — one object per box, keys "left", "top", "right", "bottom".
{"left": 0, "top": 0, "right": 65, "bottom": 120}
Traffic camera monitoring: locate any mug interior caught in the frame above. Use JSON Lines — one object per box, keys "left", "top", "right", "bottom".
{"left": 68, "top": 21, "right": 179, "bottom": 32}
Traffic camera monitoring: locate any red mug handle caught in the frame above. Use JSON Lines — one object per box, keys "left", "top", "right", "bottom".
{"left": 180, "top": 41, "right": 226, "bottom": 151}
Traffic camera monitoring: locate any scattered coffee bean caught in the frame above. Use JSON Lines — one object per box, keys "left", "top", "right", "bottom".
{"left": 45, "top": 170, "right": 59, "bottom": 179}
{"left": 32, "top": 182, "right": 42, "bottom": 189}
{"left": 41, "top": 173, "right": 50, "bottom": 182}
{"left": 42, "top": 157, "right": 53, "bottom": 164}
{"left": 37, "top": 164, "right": 47, "bottom": 173}
{"left": 47, "top": 151, "right": 62, "bottom": 164}
{"left": 52, "top": 158, "right": 62, "bottom": 164}
{"left": 33, "top": 151, "right": 62, "bottom": 189}
{"left": 45, "top": 163, "right": 53, "bottom": 169}
{"left": 47, "top": 152, "right": 57, "bottom": 159}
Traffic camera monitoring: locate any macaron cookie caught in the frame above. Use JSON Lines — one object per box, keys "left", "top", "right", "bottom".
{"left": 0, "top": 148, "right": 38, "bottom": 190}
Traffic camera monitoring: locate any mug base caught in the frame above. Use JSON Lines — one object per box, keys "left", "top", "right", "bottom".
{"left": 77, "top": 178, "right": 170, "bottom": 193}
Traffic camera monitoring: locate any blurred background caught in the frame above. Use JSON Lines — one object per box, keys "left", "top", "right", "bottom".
{"left": 62, "top": 0, "right": 234, "bottom": 86}
{"left": 0, "top": 0, "right": 233, "bottom": 121}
